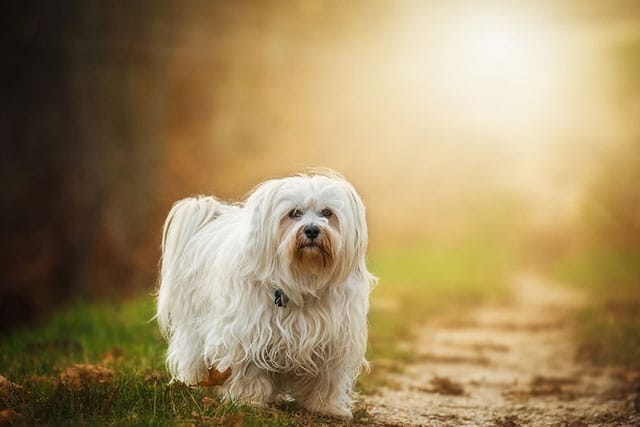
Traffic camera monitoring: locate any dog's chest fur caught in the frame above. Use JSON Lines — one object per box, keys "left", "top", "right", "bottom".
{"left": 248, "top": 296, "right": 347, "bottom": 375}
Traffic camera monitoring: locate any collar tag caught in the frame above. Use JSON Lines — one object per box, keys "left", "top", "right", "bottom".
{"left": 274, "top": 289, "right": 289, "bottom": 308}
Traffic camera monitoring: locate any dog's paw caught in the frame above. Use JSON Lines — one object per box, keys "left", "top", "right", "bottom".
{"left": 321, "top": 406, "right": 353, "bottom": 420}
{"left": 303, "top": 400, "right": 353, "bottom": 419}
{"left": 325, "top": 405, "right": 353, "bottom": 420}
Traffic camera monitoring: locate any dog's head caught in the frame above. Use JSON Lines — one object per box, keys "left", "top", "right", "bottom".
{"left": 244, "top": 171, "right": 369, "bottom": 300}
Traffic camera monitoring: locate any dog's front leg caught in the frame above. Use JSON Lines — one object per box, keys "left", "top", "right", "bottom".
{"left": 220, "top": 362, "right": 275, "bottom": 406}
{"left": 296, "top": 370, "right": 353, "bottom": 419}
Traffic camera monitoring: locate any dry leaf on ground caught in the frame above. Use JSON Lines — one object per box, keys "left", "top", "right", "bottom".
{"left": 197, "top": 367, "right": 231, "bottom": 387}
{"left": 0, "top": 408, "right": 23, "bottom": 425}
{"left": 59, "top": 364, "right": 115, "bottom": 390}
{"left": 0, "top": 375, "right": 29, "bottom": 401}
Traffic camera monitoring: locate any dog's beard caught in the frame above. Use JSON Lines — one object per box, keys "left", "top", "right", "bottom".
{"left": 283, "top": 224, "right": 340, "bottom": 286}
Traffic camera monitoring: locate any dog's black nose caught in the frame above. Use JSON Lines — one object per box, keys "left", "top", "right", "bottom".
{"left": 303, "top": 224, "right": 320, "bottom": 240}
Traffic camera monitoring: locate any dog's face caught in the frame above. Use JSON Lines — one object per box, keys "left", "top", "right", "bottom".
{"left": 245, "top": 173, "right": 368, "bottom": 296}
{"left": 278, "top": 194, "right": 342, "bottom": 278}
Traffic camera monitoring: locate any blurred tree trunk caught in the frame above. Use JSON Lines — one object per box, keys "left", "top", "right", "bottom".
{"left": 0, "top": 1, "right": 172, "bottom": 330}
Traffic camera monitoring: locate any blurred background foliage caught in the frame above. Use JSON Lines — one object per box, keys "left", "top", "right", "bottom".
{"left": 1, "top": 0, "right": 639, "bottom": 342}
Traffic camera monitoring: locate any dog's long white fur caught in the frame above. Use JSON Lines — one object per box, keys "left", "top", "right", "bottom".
{"left": 157, "top": 172, "right": 375, "bottom": 418}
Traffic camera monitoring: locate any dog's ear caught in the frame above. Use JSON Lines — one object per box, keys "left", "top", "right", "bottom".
{"left": 243, "top": 179, "right": 283, "bottom": 278}
{"left": 337, "top": 179, "right": 376, "bottom": 288}
{"left": 344, "top": 181, "right": 368, "bottom": 257}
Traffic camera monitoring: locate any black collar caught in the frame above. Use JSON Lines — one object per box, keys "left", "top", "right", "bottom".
{"left": 274, "top": 289, "right": 289, "bottom": 308}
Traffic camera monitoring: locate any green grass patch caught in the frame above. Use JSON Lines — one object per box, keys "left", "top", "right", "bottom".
{"left": 554, "top": 247, "right": 640, "bottom": 365}
{"left": 0, "top": 299, "right": 349, "bottom": 426}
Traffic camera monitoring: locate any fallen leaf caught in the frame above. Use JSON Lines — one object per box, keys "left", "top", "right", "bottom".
{"left": 0, "top": 408, "right": 23, "bottom": 425}
{"left": 197, "top": 366, "right": 231, "bottom": 387}
{"left": 0, "top": 375, "right": 29, "bottom": 401}
{"left": 59, "top": 364, "right": 115, "bottom": 390}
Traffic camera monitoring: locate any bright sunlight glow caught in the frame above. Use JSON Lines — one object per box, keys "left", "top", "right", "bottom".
{"left": 471, "top": 25, "right": 527, "bottom": 68}
{"left": 395, "top": 6, "right": 570, "bottom": 140}
{"left": 435, "top": 12, "right": 559, "bottom": 130}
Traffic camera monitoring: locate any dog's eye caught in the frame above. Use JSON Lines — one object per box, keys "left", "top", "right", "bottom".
{"left": 289, "top": 208, "right": 303, "bottom": 218}
{"left": 319, "top": 208, "right": 333, "bottom": 218}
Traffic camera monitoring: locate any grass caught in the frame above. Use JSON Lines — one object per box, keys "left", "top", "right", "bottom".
{"left": 0, "top": 242, "right": 514, "bottom": 425}
{"left": 554, "top": 247, "right": 640, "bottom": 366}
{"left": 0, "top": 299, "right": 332, "bottom": 426}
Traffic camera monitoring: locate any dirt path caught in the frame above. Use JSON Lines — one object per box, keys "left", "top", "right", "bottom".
{"left": 363, "top": 274, "right": 640, "bottom": 426}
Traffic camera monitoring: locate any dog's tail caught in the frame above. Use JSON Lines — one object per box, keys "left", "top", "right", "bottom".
{"left": 157, "top": 196, "right": 225, "bottom": 338}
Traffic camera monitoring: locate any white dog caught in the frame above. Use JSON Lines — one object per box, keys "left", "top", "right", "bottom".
{"left": 157, "top": 171, "right": 375, "bottom": 418}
